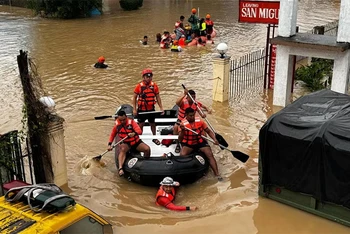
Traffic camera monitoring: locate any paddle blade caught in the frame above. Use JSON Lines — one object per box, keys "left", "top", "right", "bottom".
{"left": 92, "top": 155, "right": 102, "bottom": 161}
{"left": 215, "top": 133, "right": 228, "bottom": 149}
{"left": 94, "top": 115, "right": 112, "bottom": 120}
{"left": 230, "top": 150, "right": 249, "bottom": 163}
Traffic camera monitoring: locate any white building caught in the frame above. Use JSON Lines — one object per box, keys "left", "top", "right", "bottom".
{"left": 272, "top": 0, "right": 350, "bottom": 107}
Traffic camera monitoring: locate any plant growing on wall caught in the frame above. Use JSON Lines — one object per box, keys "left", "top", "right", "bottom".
{"left": 295, "top": 58, "right": 333, "bottom": 92}
{"left": 27, "top": 0, "right": 102, "bottom": 19}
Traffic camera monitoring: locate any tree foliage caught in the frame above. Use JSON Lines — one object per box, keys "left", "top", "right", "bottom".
{"left": 27, "top": 0, "right": 102, "bottom": 19}
{"left": 119, "top": 0, "right": 143, "bottom": 11}
{"left": 295, "top": 58, "right": 334, "bottom": 92}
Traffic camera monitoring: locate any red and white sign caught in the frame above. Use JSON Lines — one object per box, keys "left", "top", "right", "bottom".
{"left": 269, "top": 44, "right": 277, "bottom": 89}
{"left": 239, "top": 0, "right": 280, "bottom": 24}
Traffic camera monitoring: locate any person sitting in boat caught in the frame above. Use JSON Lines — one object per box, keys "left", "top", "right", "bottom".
{"left": 178, "top": 107, "right": 222, "bottom": 180}
{"left": 107, "top": 110, "right": 151, "bottom": 176}
{"left": 184, "top": 24, "right": 192, "bottom": 40}
{"left": 160, "top": 31, "right": 172, "bottom": 49}
{"left": 205, "top": 14, "right": 214, "bottom": 36}
{"left": 173, "top": 89, "right": 211, "bottom": 153}
{"left": 133, "top": 69, "right": 164, "bottom": 146}
{"left": 141, "top": 35, "right": 148, "bottom": 45}
{"left": 94, "top": 56, "right": 108, "bottom": 69}
{"left": 175, "top": 23, "right": 186, "bottom": 40}
{"left": 156, "top": 177, "right": 197, "bottom": 211}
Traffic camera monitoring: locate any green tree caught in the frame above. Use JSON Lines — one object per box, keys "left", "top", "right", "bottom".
{"left": 28, "top": 0, "right": 103, "bottom": 19}
{"left": 119, "top": 0, "right": 143, "bottom": 11}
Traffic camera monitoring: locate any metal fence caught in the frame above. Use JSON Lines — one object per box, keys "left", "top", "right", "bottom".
{"left": 229, "top": 20, "right": 339, "bottom": 100}
{"left": 229, "top": 48, "right": 266, "bottom": 100}
{"left": 0, "top": 131, "right": 34, "bottom": 195}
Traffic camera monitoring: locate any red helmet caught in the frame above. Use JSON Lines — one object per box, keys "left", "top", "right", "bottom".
{"left": 98, "top": 56, "right": 105, "bottom": 63}
{"left": 142, "top": 68, "right": 153, "bottom": 76}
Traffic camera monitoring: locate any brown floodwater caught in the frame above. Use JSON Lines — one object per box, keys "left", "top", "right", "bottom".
{"left": 1, "top": 0, "right": 348, "bottom": 233}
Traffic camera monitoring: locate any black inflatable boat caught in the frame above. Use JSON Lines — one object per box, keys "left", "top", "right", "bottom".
{"left": 114, "top": 104, "right": 209, "bottom": 187}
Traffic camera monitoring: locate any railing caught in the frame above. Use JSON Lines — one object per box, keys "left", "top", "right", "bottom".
{"left": 0, "top": 131, "right": 34, "bottom": 195}
{"left": 229, "top": 48, "right": 266, "bottom": 100}
{"left": 229, "top": 20, "right": 339, "bottom": 100}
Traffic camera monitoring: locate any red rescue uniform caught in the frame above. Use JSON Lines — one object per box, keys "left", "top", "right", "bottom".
{"left": 134, "top": 81, "right": 160, "bottom": 111}
{"left": 155, "top": 186, "right": 187, "bottom": 211}
{"left": 205, "top": 19, "right": 214, "bottom": 35}
{"left": 108, "top": 118, "right": 142, "bottom": 146}
{"left": 177, "top": 98, "right": 203, "bottom": 121}
{"left": 179, "top": 117, "right": 208, "bottom": 145}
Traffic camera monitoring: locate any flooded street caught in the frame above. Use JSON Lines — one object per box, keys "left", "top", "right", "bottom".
{"left": 1, "top": 0, "right": 349, "bottom": 233}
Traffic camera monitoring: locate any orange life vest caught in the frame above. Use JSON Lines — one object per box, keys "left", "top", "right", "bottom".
{"left": 178, "top": 98, "right": 199, "bottom": 121}
{"left": 115, "top": 119, "right": 140, "bottom": 145}
{"left": 181, "top": 117, "right": 204, "bottom": 145}
{"left": 155, "top": 186, "right": 176, "bottom": 206}
{"left": 137, "top": 81, "right": 157, "bottom": 111}
{"left": 205, "top": 20, "right": 214, "bottom": 34}
{"left": 178, "top": 38, "right": 186, "bottom": 46}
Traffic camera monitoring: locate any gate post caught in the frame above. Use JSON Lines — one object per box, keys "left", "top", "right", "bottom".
{"left": 212, "top": 56, "right": 231, "bottom": 102}
{"left": 45, "top": 115, "right": 68, "bottom": 187}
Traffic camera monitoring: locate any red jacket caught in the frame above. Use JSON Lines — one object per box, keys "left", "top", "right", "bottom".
{"left": 155, "top": 186, "right": 187, "bottom": 211}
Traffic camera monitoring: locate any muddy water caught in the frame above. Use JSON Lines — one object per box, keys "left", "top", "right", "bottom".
{"left": 0, "top": 0, "right": 348, "bottom": 233}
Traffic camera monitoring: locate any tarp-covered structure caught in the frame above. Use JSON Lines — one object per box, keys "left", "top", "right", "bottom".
{"left": 260, "top": 89, "right": 350, "bottom": 209}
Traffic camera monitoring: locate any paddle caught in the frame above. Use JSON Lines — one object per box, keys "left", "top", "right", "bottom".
{"left": 94, "top": 111, "right": 163, "bottom": 120}
{"left": 181, "top": 84, "right": 229, "bottom": 149}
{"left": 183, "top": 126, "right": 249, "bottom": 163}
{"left": 92, "top": 136, "right": 128, "bottom": 161}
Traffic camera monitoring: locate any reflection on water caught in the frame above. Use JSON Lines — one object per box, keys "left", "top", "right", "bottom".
{"left": 0, "top": 0, "right": 348, "bottom": 233}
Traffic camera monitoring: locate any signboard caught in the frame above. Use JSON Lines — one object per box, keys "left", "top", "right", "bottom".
{"left": 269, "top": 44, "right": 277, "bottom": 89}
{"left": 239, "top": 0, "right": 280, "bottom": 24}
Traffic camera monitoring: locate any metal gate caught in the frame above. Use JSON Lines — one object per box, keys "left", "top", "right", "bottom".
{"left": 0, "top": 130, "right": 34, "bottom": 195}
{"left": 229, "top": 48, "right": 266, "bottom": 100}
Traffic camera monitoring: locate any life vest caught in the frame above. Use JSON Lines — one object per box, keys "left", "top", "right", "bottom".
{"left": 178, "top": 98, "right": 199, "bottom": 121}
{"left": 160, "top": 35, "right": 170, "bottom": 49}
{"left": 115, "top": 118, "right": 140, "bottom": 145}
{"left": 181, "top": 117, "right": 204, "bottom": 145}
{"left": 205, "top": 20, "right": 214, "bottom": 34}
{"left": 137, "top": 81, "right": 157, "bottom": 111}
{"left": 155, "top": 186, "right": 176, "bottom": 206}
{"left": 200, "top": 22, "right": 206, "bottom": 32}
{"left": 178, "top": 38, "right": 186, "bottom": 46}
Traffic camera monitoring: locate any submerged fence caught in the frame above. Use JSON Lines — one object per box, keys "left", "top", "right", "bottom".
{"left": 0, "top": 131, "right": 34, "bottom": 195}
{"left": 229, "top": 48, "right": 266, "bottom": 100}
{"left": 229, "top": 20, "right": 339, "bottom": 100}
